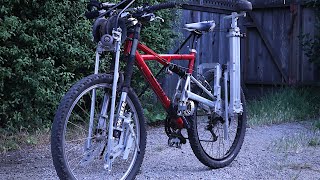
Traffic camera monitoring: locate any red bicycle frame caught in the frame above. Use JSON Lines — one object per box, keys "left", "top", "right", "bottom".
{"left": 124, "top": 40, "right": 196, "bottom": 111}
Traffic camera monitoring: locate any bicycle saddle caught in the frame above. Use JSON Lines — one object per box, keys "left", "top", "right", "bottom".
{"left": 184, "top": 20, "right": 216, "bottom": 33}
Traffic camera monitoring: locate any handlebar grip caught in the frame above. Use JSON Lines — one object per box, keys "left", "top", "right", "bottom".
{"left": 85, "top": 10, "right": 100, "bottom": 19}
{"left": 87, "top": 0, "right": 102, "bottom": 11}
{"left": 146, "top": 2, "right": 179, "bottom": 12}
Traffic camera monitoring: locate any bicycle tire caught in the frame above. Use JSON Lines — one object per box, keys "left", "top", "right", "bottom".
{"left": 187, "top": 70, "right": 247, "bottom": 168}
{"left": 51, "top": 73, "right": 146, "bottom": 180}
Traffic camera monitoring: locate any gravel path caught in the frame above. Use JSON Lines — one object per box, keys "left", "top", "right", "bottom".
{"left": 1, "top": 122, "right": 319, "bottom": 180}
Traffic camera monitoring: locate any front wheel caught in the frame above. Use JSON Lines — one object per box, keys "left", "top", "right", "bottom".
{"left": 188, "top": 71, "right": 247, "bottom": 168}
{"left": 51, "top": 74, "right": 146, "bottom": 180}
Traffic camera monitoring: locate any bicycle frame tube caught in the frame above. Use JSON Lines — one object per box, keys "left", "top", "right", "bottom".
{"left": 225, "top": 12, "right": 245, "bottom": 115}
{"left": 124, "top": 39, "right": 196, "bottom": 110}
{"left": 105, "top": 28, "right": 123, "bottom": 171}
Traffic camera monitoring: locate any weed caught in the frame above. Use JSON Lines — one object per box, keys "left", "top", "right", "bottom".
{"left": 314, "top": 119, "right": 320, "bottom": 130}
{"left": 0, "top": 128, "right": 50, "bottom": 154}
{"left": 308, "top": 138, "right": 320, "bottom": 146}
{"left": 271, "top": 130, "right": 320, "bottom": 153}
{"left": 247, "top": 88, "right": 320, "bottom": 126}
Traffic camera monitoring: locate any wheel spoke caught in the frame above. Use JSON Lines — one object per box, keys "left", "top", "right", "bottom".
{"left": 71, "top": 158, "right": 84, "bottom": 172}
{"left": 67, "top": 121, "right": 89, "bottom": 133}
{"left": 51, "top": 80, "right": 145, "bottom": 179}
{"left": 68, "top": 151, "right": 86, "bottom": 165}
{"left": 66, "top": 136, "right": 96, "bottom": 144}
{"left": 66, "top": 143, "right": 83, "bottom": 153}
{"left": 75, "top": 104, "right": 91, "bottom": 120}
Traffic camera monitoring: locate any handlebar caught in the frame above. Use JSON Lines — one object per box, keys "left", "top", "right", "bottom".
{"left": 85, "top": 1, "right": 180, "bottom": 19}
{"left": 85, "top": 0, "right": 252, "bottom": 20}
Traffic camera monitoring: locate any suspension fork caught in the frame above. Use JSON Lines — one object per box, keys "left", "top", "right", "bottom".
{"left": 113, "top": 23, "right": 141, "bottom": 141}
{"left": 114, "top": 23, "right": 141, "bottom": 132}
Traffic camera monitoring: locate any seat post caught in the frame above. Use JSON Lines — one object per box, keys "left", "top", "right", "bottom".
{"left": 191, "top": 31, "right": 202, "bottom": 49}
{"left": 174, "top": 33, "right": 193, "bottom": 54}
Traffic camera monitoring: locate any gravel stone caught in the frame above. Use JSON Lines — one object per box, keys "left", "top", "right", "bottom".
{"left": 0, "top": 122, "right": 319, "bottom": 180}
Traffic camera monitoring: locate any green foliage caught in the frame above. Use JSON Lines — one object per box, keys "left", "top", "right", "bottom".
{"left": 0, "top": 0, "right": 180, "bottom": 131}
{"left": 248, "top": 88, "right": 320, "bottom": 126}
{"left": 0, "top": 0, "right": 95, "bottom": 131}
{"left": 301, "top": 0, "right": 320, "bottom": 66}
{"left": 143, "top": 102, "right": 167, "bottom": 123}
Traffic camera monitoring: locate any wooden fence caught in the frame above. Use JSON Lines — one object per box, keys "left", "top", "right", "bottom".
{"left": 162, "top": 0, "right": 319, "bottom": 97}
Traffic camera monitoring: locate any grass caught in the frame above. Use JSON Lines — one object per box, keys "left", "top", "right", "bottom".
{"left": 314, "top": 119, "right": 320, "bottom": 130}
{"left": 248, "top": 88, "right": 320, "bottom": 151}
{"left": 309, "top": 118, "right": 320, "bottom": 147}
{"left": 0, "top": 128, "right": 50, "bottom": 154}
{"left": 269, "top": 118, "right": 320, "bottom": 152}
{"left": 247, "top": 88, "right": 320, "bottom": 127}
{"left": 270, "top": 129, "right": 320, "bottom": 153}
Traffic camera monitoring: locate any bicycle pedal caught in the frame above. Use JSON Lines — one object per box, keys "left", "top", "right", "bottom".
{"left": 168, "top": 137, "right": 182, "bottom": 148}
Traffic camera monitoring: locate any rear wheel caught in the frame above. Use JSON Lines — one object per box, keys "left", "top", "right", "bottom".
{"left": 188, "top": 70, "right": 247, "bottom": 168}
{"left": 51, "top": 74, "right": 146, "bottom": 180}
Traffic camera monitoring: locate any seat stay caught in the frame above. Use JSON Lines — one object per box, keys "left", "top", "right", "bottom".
{"left": 178, "top": 74, "right": 218, "bottom": 117}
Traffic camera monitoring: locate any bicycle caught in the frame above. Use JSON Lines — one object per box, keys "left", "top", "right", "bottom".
{"left": 51, "top": 0, "right": 252, "bottom": 179}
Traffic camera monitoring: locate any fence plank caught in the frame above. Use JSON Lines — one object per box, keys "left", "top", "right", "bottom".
{"left": 301, "top": 7, "right": 317, "bottom": 82}
{"left": 248, "top": 11, "right": 289, "bottom": 83}
{"left": 163, "top": 2, "right": 318, "bottom": 98}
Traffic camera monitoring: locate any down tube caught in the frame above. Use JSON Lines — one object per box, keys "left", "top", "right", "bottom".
{"left": 135, "top": 52, "right": 171, "bottom": 110}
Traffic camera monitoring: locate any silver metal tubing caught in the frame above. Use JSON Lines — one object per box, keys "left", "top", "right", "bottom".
{"left": 97, "top": 94, "right": 110, "bottom": 133}
{"left": 87, "top": 89, "right": 96, "bottom": 149}
{"left": 223, "top": 69, "right": 229, "bottom": 141}
{"left": 106, "top": 30, "right": 122, "bottom": 171}
{"left": 226, "top": 12, "right": 244, "bottom": 114}
{"left": 186, "top": 91, "right": 216, "bottom": 108}
{"left": 94, "top": 51, "right": 100, "bottom": 74}
{"left": 180, "top": 76, "right": 191, "bottom": 102}
{"left": 86, "top": 51, "right": 101, "bottom": 149}
{"left": 229, "top": 27, "right": 242, "bottom": 114}
{"left": 213, "top": 64, "right": 222, "bottom": 116}
{"left": 173, "top": 78, "right": 182, "bottom": 101}
{"left": 213, "top": 64, "right": 222, "bottom": 98}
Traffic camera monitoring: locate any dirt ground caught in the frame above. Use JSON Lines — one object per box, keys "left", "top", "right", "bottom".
{"left": 0, "top": 122, "right": 319, "bottom": 180}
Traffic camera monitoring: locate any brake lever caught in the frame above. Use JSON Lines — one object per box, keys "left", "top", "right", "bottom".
{"left": 141, "top": 13, "right": 164, "bottom": 22}
{"left": 101, "top": 2, "right": 116, "bottom": 8}
{"left": 151, "top": 16, "right": 164, "bottom": 23}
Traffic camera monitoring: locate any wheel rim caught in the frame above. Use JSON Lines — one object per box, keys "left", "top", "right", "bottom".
{"left": 196, "top": 113, "right": 241, "bottom": 160}
{"left": 62, "top": 83, "right": 140, "bottom": 179}
{"left": 195, "top": 71, "right": 243, "bottom": 161}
